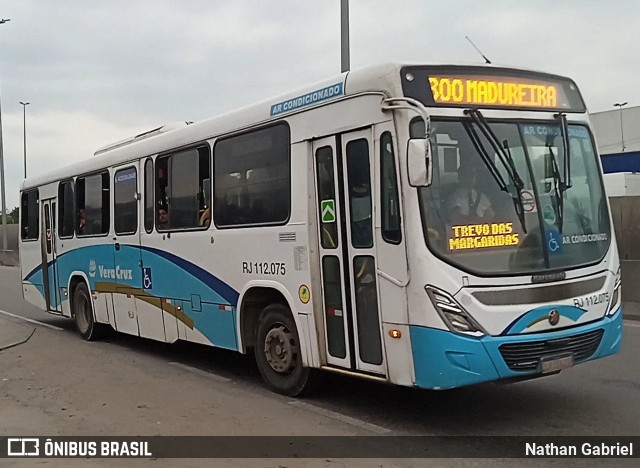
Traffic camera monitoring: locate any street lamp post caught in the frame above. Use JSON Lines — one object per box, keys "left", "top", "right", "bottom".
{"left": 20, "top": 102, "right": 30, "bottom": 178}
{"left": 614, "top": 102, "right": 628, "bottom": 152}
{"left": 0, "top": 18, "right": 10, "bottom": 253}
{"left": 340, "top": 0, "right": 350, "bottom": 73}
{"left": 0, "top": 92, "right": 7, "bottom": 253}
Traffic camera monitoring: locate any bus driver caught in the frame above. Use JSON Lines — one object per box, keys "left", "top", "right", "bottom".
{"left": 447, "top": 163, "right": 494, "bottom": 224}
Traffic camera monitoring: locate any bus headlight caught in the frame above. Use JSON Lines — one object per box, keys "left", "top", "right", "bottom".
{"left": 607, "top": 268, "right": 621, "bottom": 316}
{"left": 425, "top": 285, "right": 486, "bottom": 337}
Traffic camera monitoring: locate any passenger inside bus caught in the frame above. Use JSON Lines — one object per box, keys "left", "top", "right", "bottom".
{"left": 78, "top": 208, "right": 86, "bottom": 235}
{"left": 447, "top": 163, "right": 494, "bottom": 224}
{"left": 157, "top": 206, "right": 169, "bottom": 230}
{"left": 199, "top": 207, "right": 211, "bottom": 227}
{"left": 199, "top": 182, "right": 212, "bottom": 227}
{"left": 350, "top": 180, "right": 372, "bottom": 247}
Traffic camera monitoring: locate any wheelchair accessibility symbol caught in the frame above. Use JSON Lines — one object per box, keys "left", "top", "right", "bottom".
{"left": 547, "top": 230, "right": 562, "bottom": 254}
{"left": 143, "top": 267, "right": 153, "bottom": 289}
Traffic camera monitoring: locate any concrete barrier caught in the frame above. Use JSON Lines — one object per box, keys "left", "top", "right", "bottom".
{"left": 621, "top": 261, "right": 640, "bottom": 302}
{"left": 0, "top": 250, "right": 19, "bottom": 267}
{"left": 0, "top": 224, "right": 19, "bottom": 267}
{"left": 609, "top": 197, "right": 640, "bottom": 302}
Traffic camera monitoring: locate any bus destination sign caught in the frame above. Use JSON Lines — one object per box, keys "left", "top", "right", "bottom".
{"left": 429, "top": 75, "right": 560, "bottom": 109}
{"left": 401, "top": 66, "right": 586, "bottom": 112}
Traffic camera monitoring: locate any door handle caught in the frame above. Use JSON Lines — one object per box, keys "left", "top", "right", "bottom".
{"left": 115, "top": 242, "right": 121, "bottom": 251}
{"left": 376, "top": 269, "right": 409, "bottom": 287}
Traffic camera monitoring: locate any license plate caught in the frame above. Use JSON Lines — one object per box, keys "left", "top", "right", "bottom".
{"left": 540, "top": 353, "right": 574, "bottom": 374}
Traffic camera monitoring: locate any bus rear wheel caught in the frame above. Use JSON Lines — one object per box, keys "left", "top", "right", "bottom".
{"left": 254, "top": 304, "right": 310, "bottom": 396}
{"left": 73, "top": 282, "right": 105, "bottom": 341}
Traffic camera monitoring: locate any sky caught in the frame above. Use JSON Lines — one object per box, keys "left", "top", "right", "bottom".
{"left": 0, "top": 0, "right": 639, "bottom": 210}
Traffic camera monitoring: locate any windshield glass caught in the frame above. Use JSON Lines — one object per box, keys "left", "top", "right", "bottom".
{"left": 411, "top": 119, "right": 611, "bottom": 275}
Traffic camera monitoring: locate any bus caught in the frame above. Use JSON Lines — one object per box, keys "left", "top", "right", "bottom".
{"left": 19, "top": 63, "right": 622, "bottom": 396}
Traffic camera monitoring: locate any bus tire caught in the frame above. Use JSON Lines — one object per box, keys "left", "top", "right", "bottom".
{"left": 73, "top": 282, "right": 105, "bottom": 341}
{"left": 254, "top": 304, "right": 310, "bottom": 397}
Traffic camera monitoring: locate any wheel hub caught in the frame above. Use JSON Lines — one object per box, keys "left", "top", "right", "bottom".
{"left": 264, "top": 324, "right": 297, "bottom": 374}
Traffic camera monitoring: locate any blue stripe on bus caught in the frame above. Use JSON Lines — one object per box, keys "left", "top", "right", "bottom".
{"left": 25, "top": 245, "right": 239, "bottom": 305}
{"left": 410, "top": 309, "right": 622, "bottom": 390}
{"left": 139, "top": 245, "right": 239, "bottom": 305}
{"left": 24, "top": 261, "right": 51, "bottom": 282}
{"left": 500, "top": 304, "right": 587, "bottom": 335}
{"left": 23, "top": 244, "right": 240, "bottom": 350}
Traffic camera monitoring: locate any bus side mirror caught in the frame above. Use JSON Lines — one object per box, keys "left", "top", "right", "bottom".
{"left": 407, "top": 139, "right": 433, "bottom": 187}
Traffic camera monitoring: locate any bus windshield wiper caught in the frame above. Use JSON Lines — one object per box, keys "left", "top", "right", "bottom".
{"left": 546, "top": 144, "right": 565, "bottom": 233}
{"left": 555, "top": 112, "right": 572, "bottom": 193}
{"left": 463, "top": 121, "right": 508, "bottom": 192}
{"left": 463, "top": 120, "right": 528, "bottom": 232}
{"left": 464, "top": 109, "right": 527, "bottom": 233}
{"left": 466, "top": 109, "right": 525, "bottom": 190}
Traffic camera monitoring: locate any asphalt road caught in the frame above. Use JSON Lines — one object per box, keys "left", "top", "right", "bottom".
{"left": 1, "top": 265, "right": 638, "bottom": 466}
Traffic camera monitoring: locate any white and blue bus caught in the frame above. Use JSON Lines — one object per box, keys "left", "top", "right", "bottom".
{"left": 19, "top": 63, "right": 622, "bottom": 395}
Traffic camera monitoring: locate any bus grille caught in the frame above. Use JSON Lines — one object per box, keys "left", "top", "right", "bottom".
{"left": 498, "top": 329, "right": 604, "bottom": 372}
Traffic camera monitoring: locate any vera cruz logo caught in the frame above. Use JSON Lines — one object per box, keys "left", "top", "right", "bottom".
{"left": 89, "top": 259, "right": 133, "bottom": 281}
{"left": 89, "top": 260, "right": 97, "bottom": 278}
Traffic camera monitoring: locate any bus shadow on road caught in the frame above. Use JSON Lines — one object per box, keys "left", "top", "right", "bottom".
{"left": 87, "top": 326, "right": 598, "bottom": 435}
{"left": 304, "top": 370, "right": 601, "bottom": 435}
{"left": 98, "top": 328, "right": 264, "bottom": 384}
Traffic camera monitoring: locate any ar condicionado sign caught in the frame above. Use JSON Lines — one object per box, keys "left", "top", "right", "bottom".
{"left": 449, "top": 222, "right": 520, "bottom": 251}
{"left": 429, "top": 75, "right": 559, "bottom": 108}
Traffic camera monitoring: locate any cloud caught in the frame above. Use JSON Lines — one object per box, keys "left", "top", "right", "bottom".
{"left": 1, "top": 109, "right": 150, "bottom": 208}
{"left": 1, "top": 0, "right": 639, "bottom": 210}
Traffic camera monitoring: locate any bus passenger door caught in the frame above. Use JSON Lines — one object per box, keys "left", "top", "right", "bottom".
{"left": 40, "top": 198, "right": 62, "bottom": 312}
{"left": 136, "top": 158, "right": 168, "bottom": 342}
{"left": 110, "top": 165, "right": 140, "bottom": 336}
{"left": 313, "top": 129, "right": 386, "bottom": 375}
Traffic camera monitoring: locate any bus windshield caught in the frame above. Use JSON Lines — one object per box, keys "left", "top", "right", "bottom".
{"left": 412, "top": 119, "right": 611, "bottom": 275}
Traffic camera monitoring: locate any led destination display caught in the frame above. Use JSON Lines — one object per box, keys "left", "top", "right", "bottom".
{"left": 429, "top": 76, "right": 559, "bottom": 108}
{"left": 401, "top": 66, "right": 586, "bottom": 112}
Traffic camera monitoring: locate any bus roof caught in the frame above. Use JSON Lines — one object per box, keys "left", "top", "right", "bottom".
{"left": 21, "top": 61, "right": 575, "bottom": 191}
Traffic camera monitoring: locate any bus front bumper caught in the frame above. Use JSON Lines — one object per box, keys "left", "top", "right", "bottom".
{"left": 409, "top": 307, "right": 623, "bottom": 390}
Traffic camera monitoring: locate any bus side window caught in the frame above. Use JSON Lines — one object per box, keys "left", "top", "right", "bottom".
{"left": 114, "top": 167, "right": 138, "bottom": 236}
{"left": 20, "top": 190, "right": 39, "bottom": 241}
{"left": 155, "top": 146, "right": 210, "bottom": 231}
{"left": 213, "top": 123, "right": 290, "bottom": 228}
{"left": 76, "top": 172, "right": 110, "bottom": 236}
{"left": 58, "top": 181, "right": 75, "bottom": 238}
{"left": 380, "top": 132, "right": 401, "bottom": 244}
{"left": 144, "top": 158, "right": 154, "bottom": 233}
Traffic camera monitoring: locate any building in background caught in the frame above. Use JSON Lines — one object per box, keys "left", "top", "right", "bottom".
{"left": 592, "top": 106, "right": 640, "bottom": 302}
{"left": 592, "top": 105, "right": 640, "bottom": 173}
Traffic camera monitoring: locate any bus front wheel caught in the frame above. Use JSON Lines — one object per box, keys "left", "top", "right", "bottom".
{"left": 254, "top": 304, "right": 310, "bottom": 396}
{"left": 73, "top": 282, "right": 105, "bottom": 341}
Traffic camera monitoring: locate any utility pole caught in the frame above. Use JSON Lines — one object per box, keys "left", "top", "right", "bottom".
{"left": 0, "top": 92, "right": 7, "bottom": 252}
{"left": 340, "top": 0, "right": 350, "bottom": 73}
{"left": 0, "top": 18, "right": 11, "bottom": 252}
{"left": 20, "top": 101, "right": 29, "bottom": 178}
